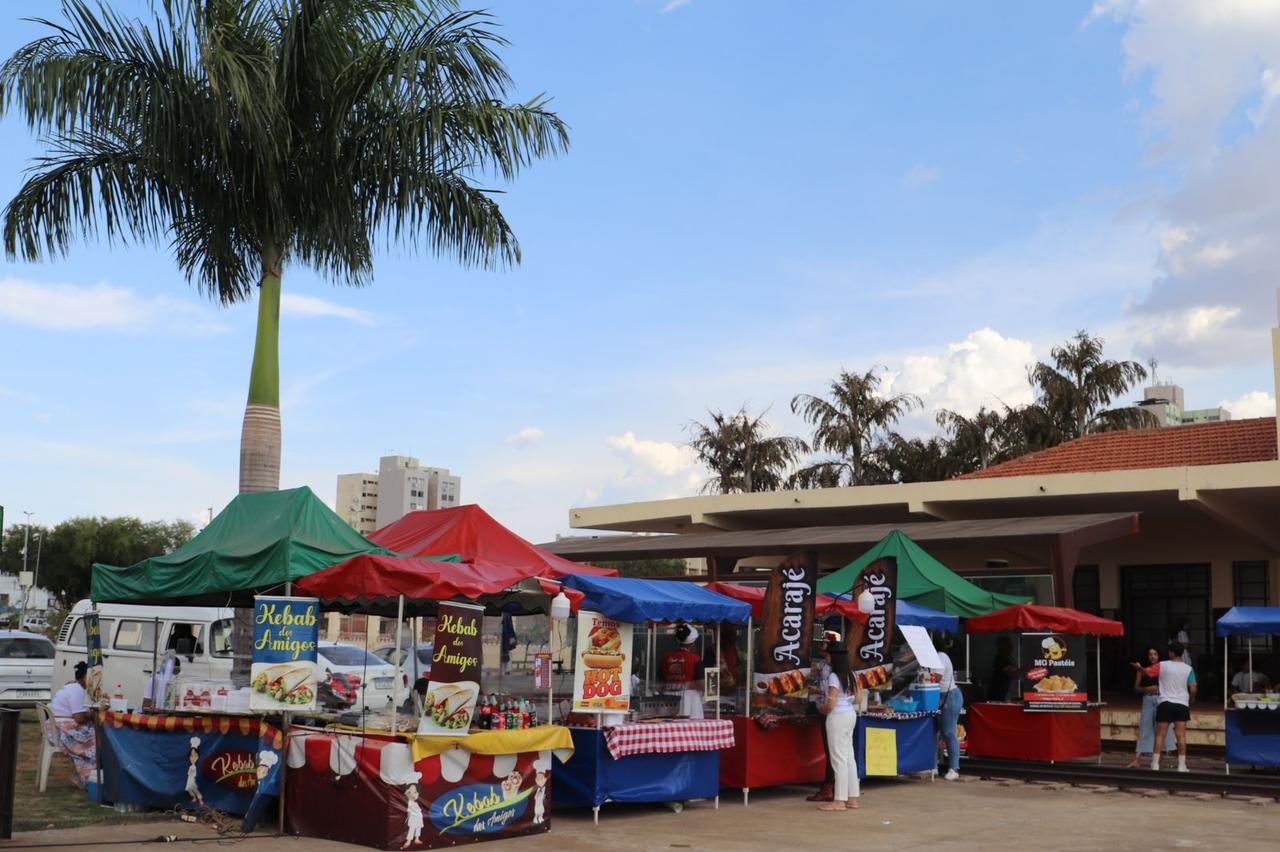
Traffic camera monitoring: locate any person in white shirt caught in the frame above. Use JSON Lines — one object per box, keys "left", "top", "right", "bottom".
{"left": 49, "top": 661, "right": 97, "bottom": 789}
{"left": 1133, "top": 641, "right": 1197, "bottom": 772}
{"left": 930, "top": 638, "right": 963, "bottom": 781}
{"left": 1230, "top": 660, "right": 1270, "bottom": 694}
{"left": 816, "top": 641, "right": 859, "bottom": 812}
{"left": 806, "top": 629, "right": 840, "bottom": 803}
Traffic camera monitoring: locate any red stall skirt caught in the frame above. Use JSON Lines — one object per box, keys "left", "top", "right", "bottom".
{"left": 719, "top": 715, "right": 826, "bottom": 790}
{"left": 965, "top": 703, "right": 1101, "bottom": 761}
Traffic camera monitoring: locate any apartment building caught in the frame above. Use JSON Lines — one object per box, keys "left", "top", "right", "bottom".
{"left": 335, "top": 455, "right": 461, "bottom": 534}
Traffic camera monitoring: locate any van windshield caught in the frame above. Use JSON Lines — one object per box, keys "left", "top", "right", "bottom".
{"left": 0, "top": 637, "right": 55, "bottom": 658}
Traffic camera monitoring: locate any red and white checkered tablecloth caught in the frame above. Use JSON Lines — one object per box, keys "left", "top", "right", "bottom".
{"left": 604, "top": 719, "right": 736, "bottom": 760}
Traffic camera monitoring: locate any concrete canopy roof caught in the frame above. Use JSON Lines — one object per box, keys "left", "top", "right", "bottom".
{"left": 542, "top": 512, "right": 1139, "bottom": 562}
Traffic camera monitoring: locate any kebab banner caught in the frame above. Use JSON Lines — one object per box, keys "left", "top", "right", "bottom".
{"left": 572, "top": 611, "right": 633, "bottom": 713}
{"left": 83, "top": 610, "right": 106, "bottom": 706}
{"left": 752, "top": 551, "right": 818, "bottom": 714}
{"left": 1020, "top": 632, "right": 1088, "bottom": 712}
{"left": 250, "top": 596, "right": 320, "bottom": 712}
{"left": 843, "top": 556, "right": 898, "bottom": 691}
{"left": 419, "top": 602, "right": 484, "bottom": 735}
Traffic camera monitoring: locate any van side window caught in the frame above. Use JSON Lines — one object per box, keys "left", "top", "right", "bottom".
{"left": 210, "top": 619, "right": 234, "bottom": 658}
{"left": 167, "top": 623, "right": 204, "bottom": 656}
{"left": 66, "top": 617, "right": 116, "bottom": 648}
{"left": 114, "top": 620, "right": 158, "bottom": 652}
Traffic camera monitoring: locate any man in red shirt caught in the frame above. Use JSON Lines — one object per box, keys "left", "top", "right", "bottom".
{"left": 661, "top": 625, "right": 705, "bottom": 717}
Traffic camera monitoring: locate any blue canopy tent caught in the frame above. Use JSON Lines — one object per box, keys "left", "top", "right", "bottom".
{"left": 1215, "top": 607, "right": 1280, "bottom": 770}
{"left": 560, "top": 574, "right": 751, "bottom": 624}
{"left": 555, "top": 575, "right": 750, "bottom": 816}
{"left": 897, "top": 600, "right": 959, "bottom": 633}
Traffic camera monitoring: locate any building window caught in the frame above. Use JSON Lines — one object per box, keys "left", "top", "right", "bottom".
{"left": 1233, "top": 561, "right": 1272, "bottom": 651}
{"left": 1073, "top": 566, "right": 1100, "bottom": 615}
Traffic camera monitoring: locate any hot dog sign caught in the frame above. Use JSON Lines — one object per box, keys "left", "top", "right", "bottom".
{"left": 571, "top": 611, "right": 633, "bottom": 713}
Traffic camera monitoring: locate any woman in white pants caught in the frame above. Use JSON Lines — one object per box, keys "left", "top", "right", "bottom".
{"left": 817, "top": 641, "right": 860, "bottom": 812}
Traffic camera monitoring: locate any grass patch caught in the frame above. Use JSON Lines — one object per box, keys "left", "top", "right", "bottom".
{"left": 8, "top": 708, "right": 162, "bottom": 833}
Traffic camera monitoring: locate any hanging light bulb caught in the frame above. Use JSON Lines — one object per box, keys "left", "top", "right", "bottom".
{"left": 857, "top": 587, "right": 876, "bottom": 614}
{"left": 550, "top": 591, "right": 572, "bottom": 621}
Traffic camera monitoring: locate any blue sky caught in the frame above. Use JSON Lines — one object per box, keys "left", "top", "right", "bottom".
{"left": 2, "top": 0, "right": 1279, "bottom": 542}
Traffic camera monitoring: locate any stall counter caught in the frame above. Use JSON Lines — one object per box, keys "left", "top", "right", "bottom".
{"left": 1225, "top": 709, "right": 1280, "bottom": 768}
{"left": 965, "top": 702, "right": 1102, "bottom": 761}
{"left": 286, "top": 725, "right": 574, "bottom": 850}
{"left": 857, "top": 711, "right": 939, "bottom": 778}
{"left": 554, "top": 720, "right": 733, "bottom": 817}
{"left": 719, "top": 716, "right": 825, "bottom": 801}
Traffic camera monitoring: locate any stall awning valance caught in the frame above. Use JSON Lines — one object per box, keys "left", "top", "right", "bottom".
{"left": 370, "top": 504, "right": 617, "bottom": 578}
{"left": 561, "top": 575, "right": 750, "bottom": 624}
{"left": 702, "top": 582, "right": 866, "bottom": 623}
{"left": 817, "top": 530, "right": 1030, "bottom": 618}
{"left": 965, "top": 604, "right": 1124, "bottom": 637}
{"left": 91, "top": 487, "right": 392, "bottom": 605}
{"left": 1216, "top": 607, "right": 1280, "bottom": 637}
{"left": 293, "top": 554, "right": 585, "bottom": 617}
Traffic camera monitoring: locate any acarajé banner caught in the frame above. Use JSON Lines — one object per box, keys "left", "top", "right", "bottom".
{"left": 844, "top": 556, "right": 898, "bottom": 691}
{"left": 752, "top": 551, "right": 817, "bottom": 715}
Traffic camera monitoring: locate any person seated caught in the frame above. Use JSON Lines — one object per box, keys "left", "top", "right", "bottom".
{"left": 1230, "top": 660, "right": 1270, "bottom": 694}
{"left": 50, "top": 662, "right": 98, "bottom": 789}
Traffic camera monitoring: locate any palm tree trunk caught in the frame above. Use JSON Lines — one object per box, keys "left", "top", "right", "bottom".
{"left": 231, "top": 244, "right": 283, "bottom": 685}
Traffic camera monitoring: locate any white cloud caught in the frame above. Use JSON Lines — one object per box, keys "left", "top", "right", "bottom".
{"left": 280, "top": 293, "right": 374, "bottom": 326}
{"left": 1220, "top": 390, "right": 1276, "bottom": 419}
{"left": 661, "top": 0, "right": 692, "bottom": 13}
{"left": 504, "top": 426, "right": 545, "bottom": 447}
{"left": 886, "top": 328, "right": 1037, "bottom": 417}
{"left": 0, "top": 277, "right": 226, "bottom": 334}
{"left": 607, "top": 431, "right": 697, "bottom": 476}
{"left": 902, "top": 163, "right": 940, "bottom": 188}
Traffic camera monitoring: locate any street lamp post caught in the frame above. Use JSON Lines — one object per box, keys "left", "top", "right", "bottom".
{"left": 19, "top": 511, "right": 32, "bottom": 627}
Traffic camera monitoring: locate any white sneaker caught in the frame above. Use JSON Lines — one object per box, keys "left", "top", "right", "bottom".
{"left": 944, "top": 769, "right": 959, "bottom": 781}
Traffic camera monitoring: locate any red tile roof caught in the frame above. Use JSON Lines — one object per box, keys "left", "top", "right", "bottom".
{"left": 957, "top": 417, "right": 1278, "bottom": 480}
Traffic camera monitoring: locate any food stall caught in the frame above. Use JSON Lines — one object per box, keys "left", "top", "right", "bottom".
{"left": 706, "top": 582, "right": 959, "bottom": 798}
{"left": 962, "top": 604, "right": 1123, "bottom": 762}
{"left": 89, "top": 486, "right": 395, "bottom": 829}
{"left": 551, "top": 575, "right": 750, "bottom": 821}
{"left": 1216, "top": 607, "right": 1280, "bottom": 770}
{"left": 289, "top": 553, "right": 586, "bottom": 849}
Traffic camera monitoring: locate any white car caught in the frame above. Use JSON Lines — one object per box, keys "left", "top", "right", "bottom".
{"left": 316, "top": 643, "right": 405, "bottom": 714}
{"left": 0, "top": 630, "right": 55, "bottom": 707}
{"left": 373, "top": 643, "right": 433, "bottom": 678}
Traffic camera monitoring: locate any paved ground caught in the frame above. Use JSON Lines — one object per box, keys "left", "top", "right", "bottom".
{"left": 4, "top": 776, "right": 1277, "bottom": 852}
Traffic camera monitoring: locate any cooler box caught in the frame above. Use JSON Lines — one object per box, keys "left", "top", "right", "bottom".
{"left": 911, "top": 683, "right": 941, "bottom": 712}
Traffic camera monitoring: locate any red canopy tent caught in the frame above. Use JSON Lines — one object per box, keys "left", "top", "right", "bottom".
{"left": 293, "top": 554, "right": 584, "bottom": 616}
{"left": 965, "top": 604, "right": 1123, "bottom": 637}
{"left": 703, "top": 582, "right": 868, "bottom": 623}
{"left": 370, "top": 504, "right": 617, "bottom": 577}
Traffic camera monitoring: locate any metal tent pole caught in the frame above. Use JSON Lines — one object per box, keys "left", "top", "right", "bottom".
{"left": 1248, "top": 637, "right": 1253, "bottom": 693}
{"left": 546, "top": 611, "right": 554, "bottom": 726}
{"left": 392, "top": 594, "right": 405, "bottom": 713}
{"left": 1223, "top": 640, "right": 1229, "bottom": 711}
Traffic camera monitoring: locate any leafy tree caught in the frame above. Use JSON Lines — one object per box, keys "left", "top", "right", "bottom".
{"left": 790, "top": 368, "right": 920, "bottom": 486}
{"left": 881, "top": 434, "right": 955, "bottom": 484}
{"left": 598, "top": 558, "right": 689, "bottom": 578}
{"left": 1, "top": 517, "right": 195, "bottom": 604}
{"left": 0, "top": 1, "right": 567, "bottom": 494}
{"left": 687, "top": 407, "right": 807, "bottom": 494}
{"left": 1025, "top": 330, "right": 1153, "bottom": 443}
{"left": 1, "top": 0, "right": 565, "bottom": 682}
{"left": 935, "top": 406, "right": 1010, "bottom": 472}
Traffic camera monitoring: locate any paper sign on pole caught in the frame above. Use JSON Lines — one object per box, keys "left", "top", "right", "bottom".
{"left": 250, "top": 596, "right": 320, "bottom": 711}
{"left": 900, "top": 624, "right": 942, "bottom": 670}
{"left": 864, "top": 726, "right": 898, "bottom": 776}
{"left": 572, "top": 610, "right": 633, "bottom": 713}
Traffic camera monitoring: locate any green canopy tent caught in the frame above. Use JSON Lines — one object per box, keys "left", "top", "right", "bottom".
{"left": 91, "top": 487, "right": 396, "bottom": 605}
{"left": 817, "top": 529, "right": 1031, "bottom": 618}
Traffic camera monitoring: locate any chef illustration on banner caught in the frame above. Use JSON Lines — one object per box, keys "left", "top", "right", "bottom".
{"left": 572, "top": 611, "right": 633, "bottom": 713}
{"left": 250, "top": 596, "right": 320, "bottom": 712}
{"left": 419, "top": 601, "right": 484, "bottom": 735}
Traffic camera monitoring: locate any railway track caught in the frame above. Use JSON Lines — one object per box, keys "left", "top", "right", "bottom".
{"left": 962, "top": 757, "right": 1280, "bottom": 799}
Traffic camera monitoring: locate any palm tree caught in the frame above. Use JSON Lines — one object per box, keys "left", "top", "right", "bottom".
{"left": 881, "top": 434, "right": 954, "bottom": 484}
{"left": 0, "top": 0, "right": 566, "bottom": 683}
{"left": 686, "top": 407, "right": 807, "bottom": 494}
{"left": 935, "top": 406, "right": 1007, "bottom": 472}
{"left": 0, "top": 0, "right": 567, "bottom": 493}
{"left": 790, "top": 368, "right": 920, "bottom": 486}
{"left": 1027, "top": 330, "right": 1152, "bottom": 442}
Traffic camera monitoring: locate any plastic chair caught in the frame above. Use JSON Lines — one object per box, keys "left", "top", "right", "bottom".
{"left": 36, "top": 702, "right": 61, "bottom": 793}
